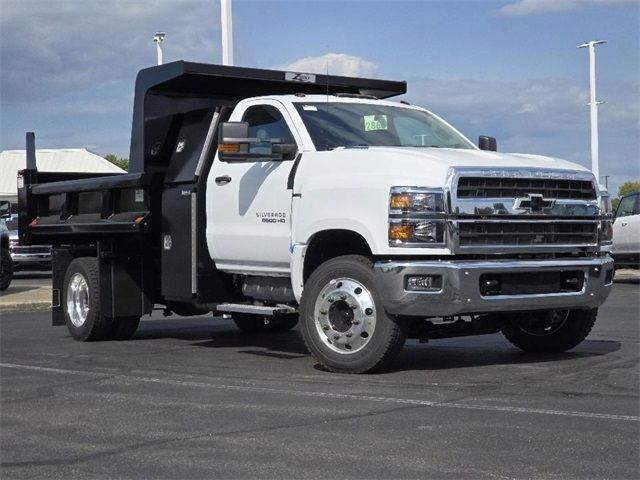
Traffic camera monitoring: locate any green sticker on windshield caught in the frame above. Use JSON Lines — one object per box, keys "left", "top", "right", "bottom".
{"left": 363, "top": 115, "right": 388, "bottom": 132}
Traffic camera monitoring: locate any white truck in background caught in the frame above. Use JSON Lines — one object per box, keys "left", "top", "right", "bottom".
{"left": 18, "top": 62, "right": 614, "bottom": 373}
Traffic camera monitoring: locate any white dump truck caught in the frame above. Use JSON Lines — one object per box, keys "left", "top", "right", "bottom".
{"left": 18, "top": 62, "right": 614, "bottom": 372}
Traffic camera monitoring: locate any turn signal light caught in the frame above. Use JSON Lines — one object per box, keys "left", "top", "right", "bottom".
{"left": 390, "top": 194, "right": 411, "bottom": 210}
{"left": 389, "top": 224, "right": 412, "bottom": 240}
{"left": 218, "top": 143, "right": 240, "bottom": 153}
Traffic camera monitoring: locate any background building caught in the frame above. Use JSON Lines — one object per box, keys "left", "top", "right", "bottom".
{"left": 0, "top": 149, "right": 124, "bottom": 204}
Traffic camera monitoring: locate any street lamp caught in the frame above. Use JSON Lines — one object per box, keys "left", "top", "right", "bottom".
{"left": 578, "top": 40, "right": 606, "bottom": 182}
{"left": 221, "top": 0, "right": 234, "bottom": 65}
{"left": 153, "top": 32, "right": 166, "bottom": 66}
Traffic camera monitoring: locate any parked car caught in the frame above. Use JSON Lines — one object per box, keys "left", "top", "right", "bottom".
{"left": 613, "top": 191, "right": 640, "bottom": 269}
{"left": 4, "top": 214, "right": 52, "bottom": 270}
{"left": 0, "top": 218, "right": 13, "bottom": 290}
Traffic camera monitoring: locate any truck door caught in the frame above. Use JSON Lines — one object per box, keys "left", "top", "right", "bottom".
{"left": 615, "top": 193, "right": 638, "bottom": 254}
{"left": 207, "top": 101, "right": 300, "bottom": 274}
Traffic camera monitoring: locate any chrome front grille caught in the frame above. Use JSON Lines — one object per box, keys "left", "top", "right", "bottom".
{"left": 447, "top": 168, "right": 601, "bottom": 253}
{"left": 456, "top": 177, "right": 596, "bottom": 200}
{"left": 457, "top": 221, "right": 598, "bottom": 246}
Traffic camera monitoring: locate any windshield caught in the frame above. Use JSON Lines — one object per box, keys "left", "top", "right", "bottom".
{"left": 294, "top": 102, "right": 474, "bottom": 151}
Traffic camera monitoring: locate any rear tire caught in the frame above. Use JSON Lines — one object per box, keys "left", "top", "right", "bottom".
{"left": 63, "top": 257, "right": 111, "bottom": 341}
{"left": 502, "top": 309, "right": 597, "bottom": 353}
{"left": 299, "top": 255, "right": 407, "bottom": 374}
{"left": 0, "top": 248, "right": 12, "bottom": 291}
{"left": 110, "top": 316, "right": 140, "bottom": 340}
{"left": 233, "top": 314, "right": 298, "bottom": 333}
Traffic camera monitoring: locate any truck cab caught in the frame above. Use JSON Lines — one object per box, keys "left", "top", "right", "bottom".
{"left": 18, "top": 61, "right": 614, "bottom": 373}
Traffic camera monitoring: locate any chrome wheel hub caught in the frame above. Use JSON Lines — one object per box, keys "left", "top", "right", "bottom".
{"left": 67, "top": 273, "right": 90, "bottom": 327}
{"left": 313, "top": 278, "right": 376, "bottom": 354}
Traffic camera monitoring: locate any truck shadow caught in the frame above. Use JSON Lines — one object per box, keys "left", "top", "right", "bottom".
{"left": 134, "top": 318, "right": 310, "bottom": 356}
{"left": 133, "top": 318, "right": 621, "bottom": 372}
{"left": 387, "top": 339, "right": 622, "bottom": 373}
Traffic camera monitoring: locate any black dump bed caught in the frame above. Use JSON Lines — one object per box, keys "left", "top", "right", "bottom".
{"left": 18, "top": 61, "right": 406, "bottom": 246}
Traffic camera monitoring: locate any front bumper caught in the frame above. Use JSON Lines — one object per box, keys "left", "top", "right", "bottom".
{"left": 374, "top": 256, "right": 614, "bottom": 317}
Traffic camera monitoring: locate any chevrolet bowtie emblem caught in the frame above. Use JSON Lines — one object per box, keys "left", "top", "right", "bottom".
{"left": 513, "top": 193, "right": 556, "bottom": 213}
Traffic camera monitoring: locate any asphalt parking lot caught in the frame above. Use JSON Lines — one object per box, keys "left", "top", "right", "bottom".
{"left": 1, "top": 279, "right": 639, "bottom": 479}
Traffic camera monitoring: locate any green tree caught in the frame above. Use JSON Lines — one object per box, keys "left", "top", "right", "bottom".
{"left": 104, "top": 154, "right": 129, "bottom": 172}
{"left": 611, "top": 181, "right": 640, "bottom": 210}
{"left": 618, "top": 181, "right": 640, "bottom": 198}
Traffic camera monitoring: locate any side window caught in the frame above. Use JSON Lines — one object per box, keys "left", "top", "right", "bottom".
{"left": 616, "top": 194, "right": 636, "bottom": 218}
{"left": 242, "top": 105, "right": 296, "bottom": 156}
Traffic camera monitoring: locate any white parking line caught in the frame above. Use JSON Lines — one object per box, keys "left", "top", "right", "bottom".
{"left": 2, "top": 362, "right": 638, "bottom": 422}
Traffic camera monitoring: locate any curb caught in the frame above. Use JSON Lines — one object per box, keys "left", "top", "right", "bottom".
{"left": 0, "top": 302, "right": 51, "bottom": 314}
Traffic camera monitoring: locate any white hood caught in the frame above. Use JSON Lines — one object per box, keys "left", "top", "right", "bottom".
{"left": 303, "top": 146, "right": 592, "bottom": 189}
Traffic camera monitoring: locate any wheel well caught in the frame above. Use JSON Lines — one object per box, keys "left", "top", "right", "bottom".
{"left": 303, "top": 230, "right": 372, "bottom": 282}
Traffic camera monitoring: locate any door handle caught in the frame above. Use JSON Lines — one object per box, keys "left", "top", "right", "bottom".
{"left": 621, "top": 221, "right": 628, "bottom": 226}
{"left": 215, "top": 175, "right": 232, "bottom": 185}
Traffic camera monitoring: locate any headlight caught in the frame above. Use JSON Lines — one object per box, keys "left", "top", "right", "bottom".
{"left": 389, "top": 187, "right": 444, "bottom": 215}
{"left": 389, "top": 219, "right": 445, "bottom": 246}
{"left": 389, "top": 187, "right": 446, "bottom": 247}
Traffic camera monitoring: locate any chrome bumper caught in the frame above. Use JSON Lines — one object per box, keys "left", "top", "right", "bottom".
{"left": 374, "top": 256, "right": 614, "bottom": 317}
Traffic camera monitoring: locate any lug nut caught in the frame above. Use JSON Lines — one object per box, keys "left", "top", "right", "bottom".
{"left": 352, "top": 320, "right": 360, "bottom": 325}
{"left": 333, "top": 334, "right": 341, "bottom": 340}
{"left": 322, "top": 325, "right": 330, "bottom": 331}
{"left": 328, "top": 297, "right": 335, "bottom": 303}
{"left": 365, "top": 308, "right": 373, "bottom": 316}
{"left": 320, "top": 309, "right": 327, "bottom": 315}
{"left": 345, "top": 332, "right": 353, "bottom": 338}
{"left": 340, "top": 294, "right": 347, "bottom": 300}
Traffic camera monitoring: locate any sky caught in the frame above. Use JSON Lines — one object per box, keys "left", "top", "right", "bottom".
{"left": 1, "top": 0, "right": 638, "bottom": 195}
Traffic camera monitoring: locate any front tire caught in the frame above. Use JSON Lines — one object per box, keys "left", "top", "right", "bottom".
{"left": 0, "top": 248, "right": 13, "bottom": 291}
{"left": 63, "top": 257, "right": 111, "bottom": 341}
{"left": 300, "top": 255, "right": 407, "bottom": 373}
{"left": 502, "top": 309, "right": 597, "bottom": 353}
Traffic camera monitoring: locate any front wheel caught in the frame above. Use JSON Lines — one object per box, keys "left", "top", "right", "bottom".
{"left": 299, "top": 255, "right": 407, "bottom": 374}
{"left": 502, "top": 309, "right": 597, "bottom": 353}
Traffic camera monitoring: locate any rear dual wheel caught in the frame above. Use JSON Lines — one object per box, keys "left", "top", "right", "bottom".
{"left": 63, "top": 257, "right": 139, "bottom": 341}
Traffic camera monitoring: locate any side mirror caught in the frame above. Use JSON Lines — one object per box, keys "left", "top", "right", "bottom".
{"left": 0, "top": 201, "right": 10, "bottom": 219}
{"left": 272, "top": 143, "right": 297, "bottom": 160}
{"left": 218, "top": 122, "right": 286, "bottom": 162}
{"left": 479, "top": 136, "right": 497, "bottom": 152}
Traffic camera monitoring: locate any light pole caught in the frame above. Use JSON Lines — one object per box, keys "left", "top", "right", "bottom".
{"left": 578, "top": 40, "right": 606, "bottom": 182}
{"left": 221, "top": 0, "right": 234, "bottom": 65}
{"left": 153, "top": 32, "right": 166, "bottom": 65}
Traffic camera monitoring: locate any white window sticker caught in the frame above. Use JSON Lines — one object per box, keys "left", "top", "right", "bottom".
{"left": 302, "top": 105, "right": 318, "bottom": 111}
{"left": 135, "top": 189, "right": 144, "bottom": 202}
{"left": 364, "top": 114, "right": 388, "bottom": 132}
